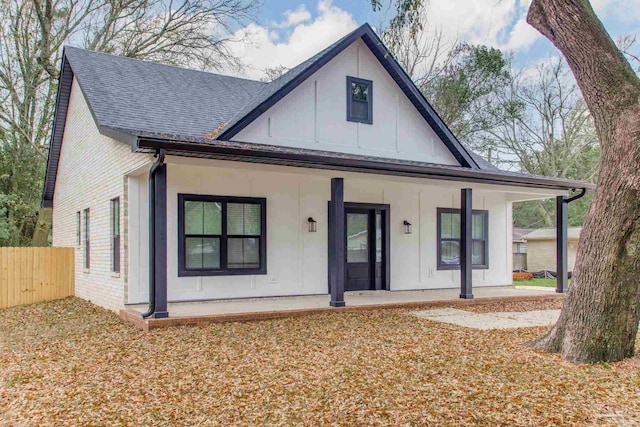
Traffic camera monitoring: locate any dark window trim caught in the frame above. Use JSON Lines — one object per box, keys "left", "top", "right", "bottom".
{"left": 177, "top": 194, "right": 267, "bottom": 277}
{"left": 436, "top": 207, "right": 489, "bottom": 270}
{"left": 83, "top": 208, "right": 90, "bottom": 270}
{"left": 346, "top": 76, "right": 373, "bottom": 124}
{"left": 110, "top": 197, "right": 120, "bottom": 273}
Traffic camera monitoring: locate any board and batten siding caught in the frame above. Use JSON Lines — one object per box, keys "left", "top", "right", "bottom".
{"left": 127, "top": 159, "right": 514, "bottom": 304}
{"left": 234, "top": 39, "right": 460, "bottom": 166}
{"left": 52, "top": 77, "right": 150, "bottom": 312}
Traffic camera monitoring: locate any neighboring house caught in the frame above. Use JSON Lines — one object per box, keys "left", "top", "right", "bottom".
{"left": 512, "top": 228, "right": 532, "bottom": 271}
{"left": 43, "top": 24, "right": 592, "bottom": 316}
{"left": 522, "top": 227, "right": 582, "bottom": 273}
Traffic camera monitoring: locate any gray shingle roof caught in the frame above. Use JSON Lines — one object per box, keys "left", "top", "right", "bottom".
{"left": 65, "top": 47, "right": 266, "bottom": 139}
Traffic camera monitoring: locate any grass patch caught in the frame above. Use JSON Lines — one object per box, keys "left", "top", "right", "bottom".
{"left": 1, "top": 297, "right": 638, "bottom": 426}
{"left": 515, "top": 278, "right": 572, "bottom": 287}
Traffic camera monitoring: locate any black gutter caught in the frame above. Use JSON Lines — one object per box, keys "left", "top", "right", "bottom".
{"left": 555, "top": 187, "right": 589, "bottom": 294}
{"left": 141, "top": 149, "right": 166, "bottom": 319}
{"left": 556, "top": 195, "right": 569, "bottom": 293}
{"left": 566, "top": 187, "right": 588, "bottom": 203}
{"left": 137, "top": 137, "right": 594, "bottom": 192}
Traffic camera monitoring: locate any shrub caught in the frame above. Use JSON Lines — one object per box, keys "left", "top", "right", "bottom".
{"left": 513, "top": 272, "right": 533, "bottom": 281}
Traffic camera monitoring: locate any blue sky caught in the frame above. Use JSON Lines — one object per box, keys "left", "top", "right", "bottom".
{"left": 228, "top": 0, "right": 639, "bottom": 79}
{"left": 258, "top": 0, "right": 379, "bottom": 25}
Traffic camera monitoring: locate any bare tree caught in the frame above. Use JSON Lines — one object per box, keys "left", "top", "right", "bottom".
{"left": 526, "top": 0, "right": 640, "bottom": 363}
{"left": 481, "top": 58, "right": 599, "bottom": 227}
{"left": 0, "top": 0, "right": 257, "bottom": 245}
{"left": 488, "top": 58, "right": 598, "bottom": 178}
{"left": 381, "top": 11, "right": 455, "bottom": 92}
{"left": 371, "top": 0, "right": 425, "bottom": 38}
{"left": 261, "top": 65, "right": 288, "bottom": 82}
{"left": 617, "top": 34, "right": 640, "bottom": 73}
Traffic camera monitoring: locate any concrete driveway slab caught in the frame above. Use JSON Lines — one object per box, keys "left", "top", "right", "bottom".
{"left": 412, "top": 308, "right": 560, "bottom": 329}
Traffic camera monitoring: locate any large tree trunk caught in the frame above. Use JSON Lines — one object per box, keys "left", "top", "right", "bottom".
{"left": 526, "top": 0, "right": 640, "bottom": 363}
{"left": 32, "top": 208, "right": 52, "bottom": 247}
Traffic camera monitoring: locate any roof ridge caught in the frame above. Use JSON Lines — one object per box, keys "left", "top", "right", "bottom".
{"left": 63, "top": 45, "right": 266, "bottom": 85}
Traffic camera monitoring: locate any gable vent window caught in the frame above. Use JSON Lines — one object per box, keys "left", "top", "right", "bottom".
{"left": 347, "top": 76, "right": 373, "bottom": 124}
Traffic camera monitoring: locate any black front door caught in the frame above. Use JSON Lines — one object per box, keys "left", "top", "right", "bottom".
{"left": 345, "top": 207, "right": 385, "bottom": 291}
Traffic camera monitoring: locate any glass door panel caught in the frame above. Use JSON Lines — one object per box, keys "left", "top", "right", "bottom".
{"left": 347, "top": 213, "right": 369, "bottom": 263}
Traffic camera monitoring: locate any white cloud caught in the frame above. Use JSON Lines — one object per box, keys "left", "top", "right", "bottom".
{"left": 503, "top": 17, "right": 540, "bottom": 51}
{"left": 228, "top": 0, "right": 357, "bottom": 80}
{"left": 423, "top": 0, "right": 541, "bottom": 53}
{"left": 273, "top": 5, "right": 312, "bottom": 28}
{"left": 591, "top": 0, "right": 639, "bottom": 26}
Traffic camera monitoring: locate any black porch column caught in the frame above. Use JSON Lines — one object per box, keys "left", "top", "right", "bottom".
{"left": 329, "top": 177, "right": 346, "bottom": 307}
{"left": 153, "top": 163, "right": 169, "bottom": 318}
{"left": 556, "top": 195, "right": 568, "bottom": 294}
{"left": 460, "top": 188, "right": 474, "bottom": 299}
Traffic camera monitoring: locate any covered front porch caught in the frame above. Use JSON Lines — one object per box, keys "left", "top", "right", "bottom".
{"left": 131, "top": 145, "right": 590, "bottom": 321}
{"left": 121, "top": 286, "right": 560, "bottom": 330}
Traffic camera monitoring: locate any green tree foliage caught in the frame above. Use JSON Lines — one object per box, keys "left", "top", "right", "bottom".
{"left": 513, "top": 193, "right": 593, "bottom": 229}
{"left": 423, "top": 44, "right": 510, "bottom": 149}
{"left": 380, "top": 6, "right": 512, "bottom": 155}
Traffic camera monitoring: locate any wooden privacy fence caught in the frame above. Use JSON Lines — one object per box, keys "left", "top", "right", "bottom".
{"left": 0, "top": 247, "right": 74, "bottom": 309}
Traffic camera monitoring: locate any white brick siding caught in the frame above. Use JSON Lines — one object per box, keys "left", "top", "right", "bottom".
{"left": 52, "top": 77, "right": 149, "bottom": 312}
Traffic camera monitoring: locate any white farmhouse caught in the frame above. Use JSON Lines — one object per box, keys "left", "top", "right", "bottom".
{"left": 43, "top": 24, "right": 591, "bottom": 318}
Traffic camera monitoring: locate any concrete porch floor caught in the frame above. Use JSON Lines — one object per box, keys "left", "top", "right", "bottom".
{"left": 121, "top": 286, "right": 560, "bottom": 331}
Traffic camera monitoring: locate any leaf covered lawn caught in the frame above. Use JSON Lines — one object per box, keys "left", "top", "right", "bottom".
{"left": 1, "top": 297, "right": 638, "bottom": 426}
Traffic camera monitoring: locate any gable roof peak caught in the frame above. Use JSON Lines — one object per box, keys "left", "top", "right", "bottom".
{"left": 215, "top": 22, "right": 479, "bottom": 169}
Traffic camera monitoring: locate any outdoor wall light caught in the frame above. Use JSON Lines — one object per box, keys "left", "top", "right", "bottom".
{"left": 403, "top": 220, "right": 412, "bottom": 234}
{"left": 308, "top": 217, "right": 317, "bottom": 232}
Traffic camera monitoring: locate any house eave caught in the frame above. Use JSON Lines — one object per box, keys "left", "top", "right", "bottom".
{"left": 41, "top": 52, "right": 73, "bottom": 208}
{"left": 137, "top": 137, "right": 594, "bottom": 192}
